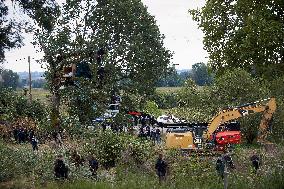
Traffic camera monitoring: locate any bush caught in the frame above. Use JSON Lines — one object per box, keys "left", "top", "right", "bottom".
{"left": 0, "top": 142, "right": 37, "bottom": 181}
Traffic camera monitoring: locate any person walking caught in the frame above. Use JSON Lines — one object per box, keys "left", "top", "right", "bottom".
{"left": 216, "top": 156, "right": 225, "bottom": 179}
{"left": 250, "top": 153, "right": 261, "bottom": 173}
{"left": 155, "top": 153, "right": 168, "bottom": 184}
{"left": 31, "top": 136, "right": 39, "bottom": 151}
{"left": 89, "top": 155, "right": 99, "bottom": 178}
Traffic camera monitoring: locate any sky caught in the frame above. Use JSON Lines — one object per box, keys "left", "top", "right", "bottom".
{"left": 3, "top": 0, "right": 207, "bottom": 72}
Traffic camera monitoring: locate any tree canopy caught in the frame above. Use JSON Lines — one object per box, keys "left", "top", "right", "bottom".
{"left": 35, "top": 0, "right": 172, "bottom": 124}
{"left": 0, "top": 69, "right": 19, "bottom": 89}
{"left": 0, "top": 0, "right": 59, "bottom": 63}
{"left": 190, "top": 0, "right": 284, "bottom": 79}
{"left": 191, "top": 62, "right": 213, "bottom": 86}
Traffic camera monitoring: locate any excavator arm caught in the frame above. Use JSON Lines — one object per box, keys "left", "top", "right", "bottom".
{"left": 205, "top": 98, "right": 276, "bottom": 144}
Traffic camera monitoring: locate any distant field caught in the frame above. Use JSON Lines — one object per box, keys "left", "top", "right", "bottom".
{"left": 156, "top": 87, "right": 182, "bottom": 93}
{"left": 15, "top": 87, "right": 182, "bottom": 105}
{"left": 17, "top": 88, "right": 50, "bottom": 104}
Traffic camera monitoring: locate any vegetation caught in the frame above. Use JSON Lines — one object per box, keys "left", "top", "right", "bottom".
{"left": 0, "top": 0, "right": 59, "bottom": 63}
{"left": 0, "top": 69, "right": 19, "bottom": 89}
{"left": 1, "top": 0, "right": 284, "bottom": 188}
{"left": 190, "top": 0, "right": 284, "bottom": 79}
{"left": 33, "top": 0, "right": 172, "bottom": 127}
{"left": 0, "top": 136, "right": 284, "bottom": 189}
{"left": 156, "top": 62, "right": 213, "bottom": 87}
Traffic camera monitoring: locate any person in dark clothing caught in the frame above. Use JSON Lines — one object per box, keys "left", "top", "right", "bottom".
{"left": 54, "top": 155, "right": 69, "bottom": 179}
{"left": 150, "top": 128, "right": 156, "bottom": 142}
{"left": 29, "top": 130, "right": 35, "bottom": 142}
{"left": 23, "top": 129, "right": 28, "bottom": 142}
{"left": 146, "top": 125, "right": 151, "bottom": 139}
{"left": 18, "top": 128, "right": 25, "bottom": 143}
{"left": 71, "top": 150, "right": 84, "bottom": 167}
{"left": 13, "top": 128, "right": 19, "bottom": 142}
{"left": 250, "top": 154, "right": 261, "bottom": 173}
{"left": 223, "top": 153, "right": 235, "bottom": 169}
{"left": 216, "top": 156, "right": 225, "bottom": 179}
{"left": 139, "top": 126, "right": 145, "bottom": 138}
{"left": 141, "top": 116, "right": 146, "bottom": 127}
{"left": 150, "top": 116, "right": 156, "bottom": 127}
{"left": 31, "top": 136, "right": 39, "bottom": 151}
{"left": 102, "top": 123, "right": 106, "bottom": 131}
{"left": 88, "top": 155, "right": 99, "bottom": 178}
{"left": 155, "top": 153, "right": 168, "bottom": 183}
{"left": 156, "top": 128, "right": 161, "bottom": 144}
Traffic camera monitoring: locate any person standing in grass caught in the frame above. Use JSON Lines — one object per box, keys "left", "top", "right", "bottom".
{"left": 155, "top": 128, "right": 161, "bottom": 144}
{"left": 88, "top": 155, "right": 99, "bottom": 178}
{"left": 54, "top": 155, "right": 69, "bottom": 179}
{"left": 250, "top": 152, "right": 261, "bottom": 173}
{"left": 155, "top": 153, "right": 168, "bottom": 184}
{"left": 31, "top": 136, "right": 39, "bottom": 151}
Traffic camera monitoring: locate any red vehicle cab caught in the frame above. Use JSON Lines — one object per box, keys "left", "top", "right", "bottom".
{"left": 214, "top": 131, "right": 241, "bottom": 145}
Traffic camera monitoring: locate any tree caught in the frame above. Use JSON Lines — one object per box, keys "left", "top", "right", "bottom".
{"left": 35, "top": 0, "right": 171, "bottom": 126}
{"left": 0, "top": 0, "right": 59, "bottom": 63}
{"left": 174, "top": 68, "right": 275, "bottom": 143}
{"left": 0, "top": 69, "right": 19, "bottom": 89}
{"left": 143, "top": 100, "right": 161, "bottom": 118}
{"left": 32, "top": 79, "right": 46, "bottom": 88}
{"left": 190, "top": 0, "right": 284, "bottom": 79}
{"left": 191, "top": 62, "right": 213, "bottom": 86}
{"left": 156, "top": 67, "right": 182, "bottom": 87}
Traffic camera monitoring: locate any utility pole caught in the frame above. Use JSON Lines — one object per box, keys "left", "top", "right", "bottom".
{"left": 28, "top": 56, "right": 32, "bottom": 102}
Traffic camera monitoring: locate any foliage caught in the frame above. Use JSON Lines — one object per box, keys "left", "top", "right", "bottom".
{"left": 174, "top": 68, "right": 281, "bottom": 143}
{"left": 0, "top": 0, "right": 59, "bottom": 63}
{"left": 1, "top": 135, "right": 284, "bottom": 189}
{"left": 0, "top": 69, "right": 19, "bottom": 89}
{"left": 83, "top": 131, "right": 155, "bottom": 169}
{"left": 84, "top": 130, "right": 123, "bottom": 168}
{"left": 156, "top": 68, "right": 187, "bottom": 87}
{"left": 156, "top": 63, "right": 213, "bottom": 87}
{"left": 191, "top": 62, "right": 213, "bottom": 86}
{"left": 0, "top": 142, "right": 35, "bottom": 181}
{"left": 190, "top": 0, "right": 284, "bottom": 79}
{"left": 34, "top": 0, "right": 171, "bottom": 127}
{"left": 32, "top": 79, "right": 47, "bottom": 88}
{"left": 142, "top": 100, "right": 161, "bottom": 118}
{"left": 0, "top": 87, "right": 48, "bottom": 129}
{"left": 149, "top": 91, "right": 178, "bottom": 110}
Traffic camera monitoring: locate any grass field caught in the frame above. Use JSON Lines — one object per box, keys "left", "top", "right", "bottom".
{"left": 17, "top": 88, "right": 50, "bottom": 104}
{"left": 16, "top": 87, "right": 182, "bottom": 103}
{"left": 156, "top": 87, "right": 182, "bottom": 93}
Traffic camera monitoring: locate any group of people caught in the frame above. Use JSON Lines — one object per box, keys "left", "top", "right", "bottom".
{"left": 54, "top": 153, "right": 99, "bottom": 179}
{"left": 13, "top": 127, "right": 39, "bottom": 151}
{"left": 138, "top": 125, "right": 162, "bottom": 144}
{"left": 54, "top": 152, "right": 169, "bottom": 184}
{"left": 216, "top": 151, "right": 261, "bottom": 179}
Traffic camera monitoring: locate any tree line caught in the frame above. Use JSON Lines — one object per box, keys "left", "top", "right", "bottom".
{"left": 0, "top": 69, "right": 46, "bottom": 89}
{"left": 156, "top": 62, "right": 213, "bottom": 87}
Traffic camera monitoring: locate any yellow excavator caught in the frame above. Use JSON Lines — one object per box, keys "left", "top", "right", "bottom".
{"left": 165, "top": 97, "right": 277, "bottom": 151}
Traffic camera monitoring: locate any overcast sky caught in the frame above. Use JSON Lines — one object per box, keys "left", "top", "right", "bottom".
{"left": 3, "top": 0, "right": 207, "bottom": 72}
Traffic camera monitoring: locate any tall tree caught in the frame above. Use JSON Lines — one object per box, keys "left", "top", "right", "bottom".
{"left": 156, "top": 67, "right": 182, "bottom": 87}
{"left": 35, "top": 0, "right": 172, "bottom": 126}
{"left": 190, "top": 0, "right": 284, "bottom": 79}
{"left": 191, "top": 62, "right": 213, "bottom": 86}
{"left": 0, "top": 69, "right": 19, "bottom": 89}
